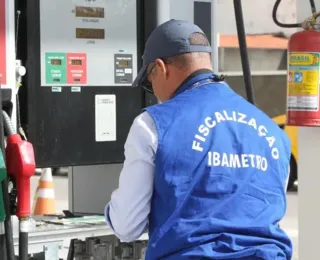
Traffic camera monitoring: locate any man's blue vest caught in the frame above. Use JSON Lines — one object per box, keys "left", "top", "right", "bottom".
{"left": 143, "top": 72, "right": 292, "bottom": 260}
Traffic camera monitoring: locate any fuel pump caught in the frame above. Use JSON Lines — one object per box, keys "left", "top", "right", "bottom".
{"left": 272, "top": 0, "right": 320, "bottom": 126}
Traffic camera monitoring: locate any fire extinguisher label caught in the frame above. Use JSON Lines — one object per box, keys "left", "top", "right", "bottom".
{"left": 287, "top": 52, "right": 320, "bottom": 112}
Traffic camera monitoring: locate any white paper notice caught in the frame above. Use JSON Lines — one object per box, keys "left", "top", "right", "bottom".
{"left": 95, "top": 95, "right": 116, "bottom": 142}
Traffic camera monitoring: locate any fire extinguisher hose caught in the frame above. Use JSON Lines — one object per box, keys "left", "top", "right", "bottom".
{"left": 273, "top": 0, "right": 317, "bottom": 28}
{"left": 310, "top": 0, "right": 317, "bottom": 14}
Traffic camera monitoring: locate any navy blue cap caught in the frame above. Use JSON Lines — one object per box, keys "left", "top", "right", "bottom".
{"left": 132, "top": 19, "right": 212, "bottom": 88}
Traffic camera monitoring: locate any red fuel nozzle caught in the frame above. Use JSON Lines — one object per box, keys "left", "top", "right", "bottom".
{"left": 6, "top": 134, "right": 36, "bottom": 218}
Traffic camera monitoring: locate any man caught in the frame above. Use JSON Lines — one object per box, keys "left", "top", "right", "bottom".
{"left": 105, "top": 19, "right": 293, "bottom": 260}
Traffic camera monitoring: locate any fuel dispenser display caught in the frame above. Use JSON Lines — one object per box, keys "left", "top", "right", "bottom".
{"left": 40, "top": 0, "right": 137, "bottom": 87}
{"left": 25, "top": 0, "right": 144, "bottom": 167}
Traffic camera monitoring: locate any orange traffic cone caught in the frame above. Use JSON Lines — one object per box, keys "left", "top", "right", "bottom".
{"left": 33, "top": 168, "right": 56, "bottom": 216}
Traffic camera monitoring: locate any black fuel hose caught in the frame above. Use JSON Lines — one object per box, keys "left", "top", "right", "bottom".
{"left": 0, "top": 221, "right": 6, "bottom": 260}
{"left": 2, "top": 176, "right": 15, "bottom": 260}
{"left": 233, "top": 0, "right": 255, "bottom": 105}
{"left": 18, "top": 221, "right": 28, "bottom": 260}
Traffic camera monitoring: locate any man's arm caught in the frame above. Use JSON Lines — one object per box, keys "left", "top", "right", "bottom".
{"left": 105, "top": 111, "right": 158, "bottom": 242}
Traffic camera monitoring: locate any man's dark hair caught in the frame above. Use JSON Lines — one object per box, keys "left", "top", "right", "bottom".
{"left": 162, "top": 32, "right": 211, "bottom": 69}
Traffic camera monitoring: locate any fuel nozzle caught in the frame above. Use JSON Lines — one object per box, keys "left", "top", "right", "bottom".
{"left": 3, "top": 111, "right": 36, "bottom": 218}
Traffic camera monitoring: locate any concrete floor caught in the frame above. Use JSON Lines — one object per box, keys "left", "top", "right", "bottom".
{"left": 27, "top": 175, "right": 299, "bottom": 259}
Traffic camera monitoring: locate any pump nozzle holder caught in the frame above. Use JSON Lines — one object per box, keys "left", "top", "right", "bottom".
{"left": 6, "top": 134, "right": 36, "bottom": 218}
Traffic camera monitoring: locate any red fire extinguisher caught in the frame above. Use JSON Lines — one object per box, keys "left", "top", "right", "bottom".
{"left": 286, "top": 24, "right": 320, "bottom": 126}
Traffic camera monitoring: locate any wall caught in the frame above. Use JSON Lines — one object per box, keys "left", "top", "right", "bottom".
{"left": 296, "top": 0, "right": 315, "bottom": 21}
{"left": 225, "top": 74, "right": 287, "bottom": 118}
{"left": 169, "top": 0, "right": 297, "bottom": 35}
{"left": 216, "top": 0, "right": 297, "bottom": 36}
{"left": 219, "top": 48, "right": 287, "bottom": 71}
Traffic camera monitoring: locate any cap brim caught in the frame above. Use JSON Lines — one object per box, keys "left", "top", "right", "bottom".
{"left": 132, "top": 64, "right": 148, "bottom": 88}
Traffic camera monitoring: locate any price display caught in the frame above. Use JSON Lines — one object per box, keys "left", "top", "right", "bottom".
{"left": 75, "top": 6, "right": 104, "bottom": 18}
{"left": 71, "top": 59, "right": 82, "bottom": 66}
{"left": 76, "top": 28, "right": 105, "bottom": 40}
{"left": 51, "top": 59, "right": 62, "bottom": 65}
{"left": 119, "top": 60, "right": 129, "bottom": 67}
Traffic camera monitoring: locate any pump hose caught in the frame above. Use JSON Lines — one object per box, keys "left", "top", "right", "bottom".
{"left": 233, "top": 0, "right": 255, "bottom": 105}
{"left": 1, "top": 178, "right": 15, "bottom": 260}
{"left": 2, "top": 111, "right": 16, "bottom": 136}
{"left": 0, "top": 222, "right": 5, "bottom": 260}
{"left": 19, "top": 219, "right": 28, "bottom": 260}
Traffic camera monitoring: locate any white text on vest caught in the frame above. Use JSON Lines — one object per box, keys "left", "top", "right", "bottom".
{"left": 207, "top": 151, "right": 268, "bottom": 171}
{"left": 192, "top": 110, "right": 279, "bottom": 160}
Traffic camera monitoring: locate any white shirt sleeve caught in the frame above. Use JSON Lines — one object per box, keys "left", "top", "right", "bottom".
{"left": 285, "top": 164, "right": 290, "bottom": 191}
{"left": 104, "top": 111, "right": 158, "bottom": 242}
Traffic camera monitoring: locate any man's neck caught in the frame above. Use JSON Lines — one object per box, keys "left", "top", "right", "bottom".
{"left": 168, "top": 68, "right": 213, "bottom": 99}
{"left": 182, "top": 68, "right": 213, "bottom": 84}
{"left": 163, "top": 62, "right": 213, "bottom": 100}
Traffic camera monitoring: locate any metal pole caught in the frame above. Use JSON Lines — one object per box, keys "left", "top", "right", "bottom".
{"left": 156, "top": 0, "right": 170, "bottom": 25}
{"left": 211, "top": 0, "right": 219, "bottom": 74}
{"left": 156, "top": 0, "right": 170, "bottom": 104}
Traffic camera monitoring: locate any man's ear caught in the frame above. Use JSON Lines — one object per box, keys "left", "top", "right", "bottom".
{"left": 155, "top": 59, "right": 168, "bottom": 79}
